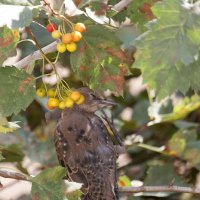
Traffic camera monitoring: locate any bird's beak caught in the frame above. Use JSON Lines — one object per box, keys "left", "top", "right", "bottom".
{"left": 98, "top": 99, "right": 118, "bottom": 106}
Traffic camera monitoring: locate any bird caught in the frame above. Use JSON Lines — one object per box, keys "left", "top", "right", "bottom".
{"left": 54, "top": 87, "right": 122, "bottom": 200}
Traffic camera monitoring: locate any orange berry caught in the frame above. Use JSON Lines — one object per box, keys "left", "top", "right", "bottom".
{"left": 65, "top": 98, "right": 74, "bottom": 108}
{"left": 62, "top": 33, "right": 73, "bottom": 44}
{"left": 36, "top": 88, "right": 46, "bottom": 97}
{"left": 47, "top": 104, "right": 55, "bottom": 110}
{"left": 52, "top": 30, "right": 61, "bottom": 39}
{"left": 76, "top": 95, "right": 85, "bottom": 105}
{"left": 74, "top": 23, "right": 86, "bottom": 33}
{"left": 59, "top": 101, "right": 66, "bottom": 109}
{"left": 47, "top": 98, "right": 59, "bottom": 109}
{"left": 70, "top": 91, "right": 81, "bottom": 102}
{"left": 66, "top": 42, "right": 77, "bottom": 52}
{"left": 47, "top": 88, "right": 56, "bottom": 97}
{"left": 72, "top": 31, "right": 82, "bottom": 42}
{"left": 57, "top": 42, "right": 67, "bottom": 53}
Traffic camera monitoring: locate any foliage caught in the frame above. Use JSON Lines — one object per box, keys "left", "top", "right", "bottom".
{"left": 31, "top": 166, "right": 66, "bottom": 200}
{"left": 1, "top": 0, "right": 200, "bottom": 200}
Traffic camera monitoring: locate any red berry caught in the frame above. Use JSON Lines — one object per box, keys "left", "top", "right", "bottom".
{"left": 46, "top": 23, "right": 58, "bottom": 33}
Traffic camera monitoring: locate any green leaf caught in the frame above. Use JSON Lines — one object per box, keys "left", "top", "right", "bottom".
{"left": 148, "top": 95, "right": 200, "bottom": 125}
{"left": 145, "top": 162, "right": 187, "bottom": 186}
{"left": 65, "top": 181, "right": 83, "bottom": 200}
{"left": 167, "top": 128, "right": 200, "bottom": 170}
{"left": 118, "top": 175, "right": 132, "bottom": 187}
{"left": 0, "top": 121, "right": 21, "bottom": 134}
{"left": 31, "top": 166, "right": 66, "bottom": 200}
{"left": 0, "top": 3, "right": 40, "bottom": 28}
{"left": 127, "top": 0, "right": 155, "bottom": 30}
{"left": 70, "top": 25, "right": 128, "bottom": 94}
{"left": 0, "top": 144, "right": 24, "bottom": 162}
{"left": 133, "top": 0, "right": 200, "bottom": 99}
{"left": 0, "top": 151, "right": 5, "bottom": 161}
{"left": 0, "top": 26, "right": 18, "bottom": 66}
{"left": 0, "top": 67, "right": 35, "bottom": 117}
{"left": 0, "top": 0, "right": 40, "bottom": 6}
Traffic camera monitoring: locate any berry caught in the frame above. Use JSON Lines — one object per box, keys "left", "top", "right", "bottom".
{"left": 70, "top": 91, "right": 81, "bottom": 102}
{"left": 80, "top": 65, "right": 86, "bottom": 72}
{"left": 52, "top": 30, "right": 61, "bottom": 39}
{"left": 47, "top": 98, "right": 59, "bottom": 109}
{"left": 74, "top": 23, "right": 86, "bottom": 33}
{"left": 47, "top": 88, "right": 56, "bottom": 98}
{"left": 57, "top": 42, "right": 67, "bottom": 53}
{"left": 47, "top": 104, "right": 55, "bottom": 110}
{"left": 46, "top": 23, "right": 57, "bottom": 33}
{"left": 36, "top": 88, "right": 46, "bottom": 97}
{"left": 59, "top": 101, "right": 66, "bottom": 109}
{"left": 62, "top": 33, "right": 73, "bottom": 44}
{"left": 72, "top": 31, "right": 82, "bottom": 42}
{"left": 65, "top": 98, "right": 74, "bottom": 108}
{"left": 76, "top": 95, "right": 85, "bottom": 105}
{"left": 66, "top": 42, "right": 77, "bottom": 52}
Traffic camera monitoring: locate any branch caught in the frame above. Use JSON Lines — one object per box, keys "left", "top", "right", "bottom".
{"left": 113, "top": 0, "right": 134, "bottom": 12}
{"left": 1, "top": 170, "right": 200, "bottom": 195}
{"left": 0, "top": 170, "right": 30, "bottom": 182}
{"left": 14, "top": 41, "right": 58, "bottom": 69}
{"left": 119, "top": 186, "right": 200, "bottom": 195}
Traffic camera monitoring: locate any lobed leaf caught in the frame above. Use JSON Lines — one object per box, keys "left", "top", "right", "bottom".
{"left": 133, "top": 0, "right": 200, "bottom": 99}
{"left": 31, "top": 166, "right": 66, "bottom": 200}
{"left": 0, "top": 66, "right": 35, "bottom": 117}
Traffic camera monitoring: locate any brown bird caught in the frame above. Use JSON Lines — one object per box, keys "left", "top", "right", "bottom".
{"left": 54, "top": 87, "right": 122, "bottom": 200}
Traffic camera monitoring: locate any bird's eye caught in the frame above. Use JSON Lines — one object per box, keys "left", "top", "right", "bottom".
{"left": 89, "top": 93, "right": 96, "bottom": 98}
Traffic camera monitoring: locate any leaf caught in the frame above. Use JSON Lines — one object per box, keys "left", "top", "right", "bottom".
{"left": 65, "top": 181, "right": 83, "bottom": 200}
{"left": 0, "top": 26, "right": 18, "bottom": 66}
{"left": 148, "top": 95, "right": 200, "bottom": 125}
{"left": 118, "top": 175, "right": 132, "bottom": 187}
{"left": 0, "top": 152, "right": 5, "bottom": 161}
{"left": 0, "top": 121, "right": 21, "bottom": 134}
{"left": 70, "top": 25, "right": 129, "bottom": 94}
{"left": 145, "top": 162, "right": 187, "bottom": 186}
{"left": 133, "top": 0, "right": 200, "bottom": 99}
{"left": 126, "top": 0, "right": 156, "bottom": 30}
{"left": 0, "top": 3, "right": 40, "bottom": 28}
{"left": 0, "top": 144, "right": 24, "bottom": 162}
{"left": 0, "top": 66, "right": 35, "bottom": 117}
{"left": 31, "top": 166, "right": 66, "bottom": 200}
{"left": 167, "top": 128, "right": 200, "bottom": 170}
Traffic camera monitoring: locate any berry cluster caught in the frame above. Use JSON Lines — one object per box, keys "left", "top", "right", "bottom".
{"left": 46, "top": 22, "right": 86, "bottom": 53}
{"left": 36, "top": 88, "right": 85, "bottom": 110}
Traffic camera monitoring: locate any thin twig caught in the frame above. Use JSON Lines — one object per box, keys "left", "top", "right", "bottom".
{"left": 113, "top": 0, "right": 134, "bottom": 12}
{"left": 0, "top": 170, "right": 200, "bottom": 195}
{"left": 14, "top": 41, "right": 58, "bottom": 69}
{"left": 0, "top": 170, "right": 30, "bottom": 182}
{"left": 119, "top": 186, "right": 200, "bottom": 195}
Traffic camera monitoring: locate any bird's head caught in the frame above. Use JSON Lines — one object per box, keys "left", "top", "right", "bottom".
{"left": 72, "top": 87, "right": 117, "bottom": 112}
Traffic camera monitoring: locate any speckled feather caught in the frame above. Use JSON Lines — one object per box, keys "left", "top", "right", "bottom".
{"left": 54, "top": 108, "right": 118, "bottom": 200}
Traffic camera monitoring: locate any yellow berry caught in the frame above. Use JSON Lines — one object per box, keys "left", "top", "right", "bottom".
{"left": 65, "top": 98, "right": 74, "bottom": 108}
{"left": 76, "top": 95, "right": 85, "bottom": 105}
{"left": 57, "top": 42, "right": 67, "bottom": 53}
{"left": 62, "top": 33, "right": 73, "bottom": 44}
{"left": 51, "top": 30, "right": 61, "bottom": 39}
{"left": 70, "top": 91, "right": 81, "bottom": 102}
{"left": 47, "top": 88, "right": 56, "bottom": 97}
{"left": 59, "top": 101, "right": 66, "bottom": 109}
{"left": 36, "top": 88, "right": 46, "bottom": 97}
{"left": 66, "top": 42, "right": 77, "bottom": 52}
{"left": 47, "top": 98, "right": 59, "bottom": 109}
